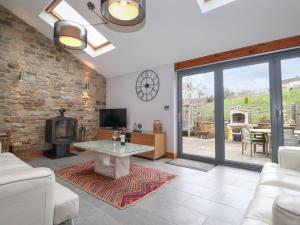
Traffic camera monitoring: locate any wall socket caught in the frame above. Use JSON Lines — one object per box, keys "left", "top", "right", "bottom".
{"left": 164, "top": 105, "right": 170, "bottom": 110}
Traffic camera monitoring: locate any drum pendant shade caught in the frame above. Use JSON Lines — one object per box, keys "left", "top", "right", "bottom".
{"left": 54, "top": 20, "right": 87, "bottom": 50}
{"left": 100, "top": 0, "right": 145, "bottom": 26}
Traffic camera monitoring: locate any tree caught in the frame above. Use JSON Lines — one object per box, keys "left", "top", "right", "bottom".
{"left": 224, "top": 88, "right": 235, "bottom": 99}
{"left": 182, "top": 79, "right": 208, "bottom": 136}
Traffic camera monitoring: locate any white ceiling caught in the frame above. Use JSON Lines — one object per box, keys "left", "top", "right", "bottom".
{"left": 1, "top": 0, "right": 300, "bottom": 78}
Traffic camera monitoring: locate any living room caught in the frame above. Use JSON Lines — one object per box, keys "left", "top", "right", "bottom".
{"left": 1, "top": 0, "right": 300, "bottom": 225}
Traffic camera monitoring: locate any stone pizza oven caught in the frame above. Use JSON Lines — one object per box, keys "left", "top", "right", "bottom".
{"left": 227, "top": 107, "right": 251, "bottom": 141}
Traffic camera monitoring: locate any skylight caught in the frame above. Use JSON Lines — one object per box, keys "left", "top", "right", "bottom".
{"left": 197, "top": 0, "right": 237, "bottom": 13}
{"left": 39, "top": 0, "right": 115, "bottom": 57}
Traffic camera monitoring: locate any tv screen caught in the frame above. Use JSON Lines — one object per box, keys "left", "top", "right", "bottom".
{"left": 100, "top": 108, "right": 127, "bottom": 128}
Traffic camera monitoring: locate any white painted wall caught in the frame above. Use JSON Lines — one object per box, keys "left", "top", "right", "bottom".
{"left": 107, "top": 64, "right": 177, "bottom": 153}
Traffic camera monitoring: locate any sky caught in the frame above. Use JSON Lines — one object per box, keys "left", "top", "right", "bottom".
{"left": 182, "top": 57, "right": 300, "bottom": 97}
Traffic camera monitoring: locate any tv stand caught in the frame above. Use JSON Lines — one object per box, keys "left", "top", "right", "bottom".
{"left": 96, "top": 129, "right": 166, "bottom": 160}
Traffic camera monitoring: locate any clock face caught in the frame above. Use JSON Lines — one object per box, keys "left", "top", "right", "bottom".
{"left": 136, "top": 70, "right": 160, "bottom": 101}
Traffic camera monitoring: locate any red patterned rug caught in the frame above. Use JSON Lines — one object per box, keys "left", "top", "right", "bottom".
{"left": 55, "top": 161, "right": 177, "bottom": 209}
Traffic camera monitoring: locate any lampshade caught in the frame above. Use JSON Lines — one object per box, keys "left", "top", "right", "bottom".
{"left": 54, "top": 20, "right": 87, "bottom": 50}
{"left": 100, "top": 0, "right": 145, "bottom": 26}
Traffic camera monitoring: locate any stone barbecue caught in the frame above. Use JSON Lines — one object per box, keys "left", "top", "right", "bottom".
{"left": 227, "top": 107, "right": 251, "bottom": 141}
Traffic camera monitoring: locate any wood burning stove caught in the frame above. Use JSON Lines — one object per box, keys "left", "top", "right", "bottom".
{"left": 44, "top": 109, "right": 77, "bottom": 159}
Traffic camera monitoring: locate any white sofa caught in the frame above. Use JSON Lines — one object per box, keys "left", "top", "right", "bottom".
{"left": 0, "top": 152, "right": 79, "bottom": 225}
{"left": 241, "top": 146, "right": 300, "bottom": 225}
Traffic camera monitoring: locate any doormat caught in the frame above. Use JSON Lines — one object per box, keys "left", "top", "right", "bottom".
{"left": 165, "top": 158, "right": 216, "bottom": 172}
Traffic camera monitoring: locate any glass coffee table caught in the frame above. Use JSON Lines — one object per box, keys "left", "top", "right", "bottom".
{"left": 73, "top": 140, "right": 154, "bottom": 179}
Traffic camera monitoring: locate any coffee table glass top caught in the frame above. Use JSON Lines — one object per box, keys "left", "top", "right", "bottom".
{"left": 73, "top": 140, "right": 154, "bottom": 157}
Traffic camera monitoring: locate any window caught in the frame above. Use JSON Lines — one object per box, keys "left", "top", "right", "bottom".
{"left": 197, "top": 0, "right": 237, "bottom": 13}
{"left": 39, "top": 0, "right": 115, "bottom": 57}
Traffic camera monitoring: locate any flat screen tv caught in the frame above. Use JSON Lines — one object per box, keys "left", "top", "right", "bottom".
{"left": 100, "top": 108, "right": 127, "bottom": 129}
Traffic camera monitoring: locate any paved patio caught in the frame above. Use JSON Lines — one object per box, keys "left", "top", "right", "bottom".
{"left": 183, "top": 137, "right": 271, "bottom": 165}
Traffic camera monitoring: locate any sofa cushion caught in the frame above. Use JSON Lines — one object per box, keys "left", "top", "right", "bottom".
{"left": 244, "top": 197, "right": 275, "bottom": 225}
{"left": 54, "top": 183, "right": 79, "bottom": 225}
{"left": 262, "top": 162, "right": 300, "bottom": 176}
{"left": 278, "top": 146, "right": 300, "bottom": 171}
{"left": 255, "top": 185, "right": 300, "bottom": 199}
{"left": 0, "top": 153, "right": 31, "bottom": 174}
{"left": 259, "top": 172, "right": 300, "bottom": 192}
{"left": 273, "top": 195, "right": 300, "bottom": 225}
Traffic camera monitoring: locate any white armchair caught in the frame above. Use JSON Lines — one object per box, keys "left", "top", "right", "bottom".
{"left": 0, "top": 167, "right": 55, "bottom": 225}
{"left": 0, "top": 153, "right": 79, "bottom": 225}
{"left": 241, "top": 146, "right": 300, "bottom": 225}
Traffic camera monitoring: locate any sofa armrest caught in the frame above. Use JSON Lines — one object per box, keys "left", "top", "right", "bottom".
{"left": 0, "top": 167, "right": 54, "bottom": 185}
{"left": 0, "top": 167, "right": 55, "bottom": 225}
{"left": 278, "top": 146, "right": 300, "bottom": 171}
{"left": 272, "top": 195, "right": 300, "bottom": 225}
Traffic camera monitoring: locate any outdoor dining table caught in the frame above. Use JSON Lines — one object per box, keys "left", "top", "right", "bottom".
{"left": 249, "top": 129, "right": 271, "bottom": 134}
{"left": 249, "top": 129, "right": 272, "bottom": 156}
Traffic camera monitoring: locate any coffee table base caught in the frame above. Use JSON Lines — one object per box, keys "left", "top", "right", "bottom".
{"left": 94, "top": 153, "right": 130, "bottom": 179}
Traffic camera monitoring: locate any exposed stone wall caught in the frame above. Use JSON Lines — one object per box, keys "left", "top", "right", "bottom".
{"left": 0, "top": 5, "right": 106, "bottom": 151}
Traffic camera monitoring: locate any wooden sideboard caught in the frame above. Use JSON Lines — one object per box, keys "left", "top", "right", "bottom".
{"left": 96, "top": 129, "right": 166, "bottom": 160}
{"left": 96, "top": 129, "right": 114, "bottom": 140}
{"left": 131, "top": 132, "right": 166, "bottom": 159}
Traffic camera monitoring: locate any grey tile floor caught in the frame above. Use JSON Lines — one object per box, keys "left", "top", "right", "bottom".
{"left": 28, "top": 152, "right": 260, "bottom": 225}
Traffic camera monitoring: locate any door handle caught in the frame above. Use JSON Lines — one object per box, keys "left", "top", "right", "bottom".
{"left": 275, "top": 109, "right": 282, "bottom": 118}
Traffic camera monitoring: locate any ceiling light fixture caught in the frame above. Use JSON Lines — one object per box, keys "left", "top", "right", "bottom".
{"left": 54, "top": 20, "right": 87, "bottom": 50}
{"left": 100, "top": 0, "right": 145, "bottom": 26}
{"left": 52, "top": 0, "right": 145, "bottom": 50}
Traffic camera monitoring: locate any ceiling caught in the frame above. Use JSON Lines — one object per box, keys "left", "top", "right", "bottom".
{"left": 1, "top": 0, "right": 300, "bottom": 78}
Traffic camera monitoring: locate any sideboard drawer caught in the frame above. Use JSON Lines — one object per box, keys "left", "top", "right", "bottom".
{"left": 96, "top": 130, "right": 113, "bottom": 140}
{"left": 131, "top": 133, "right": 155, "bottom": 146}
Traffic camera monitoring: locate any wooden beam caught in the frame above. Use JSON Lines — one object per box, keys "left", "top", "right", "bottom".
{"left": 174, "top": 35, "right": 300, "bottom": 71}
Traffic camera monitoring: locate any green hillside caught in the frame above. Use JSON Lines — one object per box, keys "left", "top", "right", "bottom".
{"left": 196, "top": 87, "right": 300, "bottom": 123}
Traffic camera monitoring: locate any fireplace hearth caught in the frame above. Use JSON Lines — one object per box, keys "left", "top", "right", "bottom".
{"left": 44, "top": 109, "right": 77, "bottom": 159}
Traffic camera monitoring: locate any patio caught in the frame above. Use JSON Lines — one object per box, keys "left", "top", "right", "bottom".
{"left": 183, "top": 137, "right": 271, "bottom": 165}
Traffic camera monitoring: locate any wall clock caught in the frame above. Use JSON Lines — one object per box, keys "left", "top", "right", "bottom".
{"left": 135, "top": 70, "right": 160, "bottom": 102}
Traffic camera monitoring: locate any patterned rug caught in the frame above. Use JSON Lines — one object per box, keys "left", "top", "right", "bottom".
{"left": 55, "top": 161, "right": 177, "bottom": 209}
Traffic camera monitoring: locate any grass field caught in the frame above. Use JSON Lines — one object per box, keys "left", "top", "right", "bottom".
{"left": 195, "top": 87, "right": 300, "bottom": 123}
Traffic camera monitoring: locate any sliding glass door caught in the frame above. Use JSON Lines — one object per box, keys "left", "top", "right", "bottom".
{"left": 177, "top": 49, "right": 300, "bottom": 169}
{"left": 279, "top": 56, "right": 300, "bottom": 147}
{"left": 180, "top": 71, "right": 216, "bottom": 160}
{"left": 223, "top": 63, "right": 272, "bottom": 166}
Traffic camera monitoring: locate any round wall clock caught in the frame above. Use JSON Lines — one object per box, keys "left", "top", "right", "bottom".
{"left": 135, "top": 70, "right": 160, "bottom": 101}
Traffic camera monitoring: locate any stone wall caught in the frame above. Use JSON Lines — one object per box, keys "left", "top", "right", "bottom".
{"left": 0, "top": 5, "right": 106, "bottom": 151}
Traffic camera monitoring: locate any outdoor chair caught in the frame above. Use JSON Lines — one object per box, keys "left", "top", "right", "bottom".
{"left": 241, "top": 127, "right": 266, "bottom": 157}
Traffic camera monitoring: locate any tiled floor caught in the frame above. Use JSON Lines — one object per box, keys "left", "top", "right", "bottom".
{"left": 28, "top": 152, "right": 260, "bottom": 225}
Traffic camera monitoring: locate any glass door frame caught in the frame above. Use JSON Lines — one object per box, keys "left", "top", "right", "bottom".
{"left": 177, "top": 66, "right": 221, "bottom": 164}
{"left": 177, "top": 48, "right": 300, "bottom": 171}
{"left": 272, "top": 51, "right": 300, "bottom": 162}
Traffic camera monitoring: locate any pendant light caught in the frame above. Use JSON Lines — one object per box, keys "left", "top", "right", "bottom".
{"left": 54, "top": 20, "right": 87, "bottom": 50}
{"left": 100, "top": 0, "right": 145, "bottom": 26}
